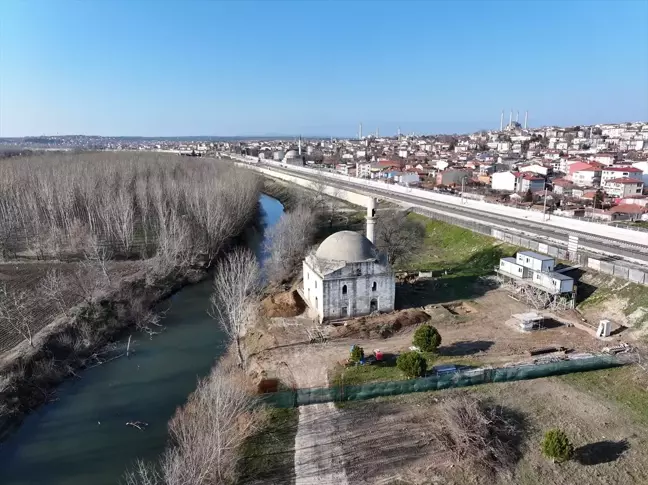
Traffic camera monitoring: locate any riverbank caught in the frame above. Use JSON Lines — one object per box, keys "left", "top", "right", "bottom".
{"left": 1, "top": 194, "right": 285, "bottom": 485}
{"left": 0, "top": 200, "right": 268, "bottom": 441}
{"left": 0, "top": 264, "right": 206, "bottom": 440}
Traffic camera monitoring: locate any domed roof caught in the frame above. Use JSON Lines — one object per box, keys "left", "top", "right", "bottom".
{"left": 285, "top": 149, "right": 300, "bottom": 158}
{"left": 315, "top": 231, "right": 377, "bottom": 263}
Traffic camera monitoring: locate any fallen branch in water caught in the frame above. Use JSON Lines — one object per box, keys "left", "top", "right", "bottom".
{"left": 126, "top": 421, "right": 149, "bottom": 431}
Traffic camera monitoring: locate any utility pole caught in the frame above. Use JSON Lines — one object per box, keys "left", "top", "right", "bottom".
{"left": 542, "top": 186, "right": 548, "bottom": 221}
{"left": 461, "top": 176, "right": 467, "bottom": 205}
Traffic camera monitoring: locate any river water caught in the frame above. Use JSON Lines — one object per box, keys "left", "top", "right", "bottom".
{"left": 0, "top": 194, "right": 284, "bottom": 485}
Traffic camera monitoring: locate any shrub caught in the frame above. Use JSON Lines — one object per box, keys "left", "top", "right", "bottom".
{"left": 396, "top": 351, "right": 427, "bottom": 378}
{"left": 413, "top": 324, "right": 442, "bottom": 352}
{"left": 541, "top": 428, "right": 574, "bottom": 463}
{"left": 349, "top": 345, "right": 364, "bottom": 363}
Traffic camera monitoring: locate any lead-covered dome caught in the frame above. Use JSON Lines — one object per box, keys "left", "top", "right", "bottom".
{"left": 284, "top": 149, "right": 300, "bottom": 158}
{"left": 315, "top": 231, "right": 377, "bottom": 262}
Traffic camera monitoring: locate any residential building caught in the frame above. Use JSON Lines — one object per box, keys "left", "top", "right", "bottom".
{"left": 601, "top": 166, "right": 643, "bottom": 185}
{"left": 571, "top": 166, "right": 602, "bottom": 187}
{"left": 602, "top": 178, "right": 644, "bottom": 198}
{"left": 491, "top": 171, "right": 544, "bottom": 193}
{"left": 552, "top": 178, "right": 575, "bottom": 196}
{"left": 436, "top": 169, "right": 471, "bottom": 186}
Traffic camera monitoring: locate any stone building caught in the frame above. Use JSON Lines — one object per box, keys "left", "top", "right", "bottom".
{"left": 302, "top": 199, "right": 395, "bottom": 322}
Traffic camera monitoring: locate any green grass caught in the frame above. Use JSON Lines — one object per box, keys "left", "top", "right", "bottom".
{"left": 238, "top": 407, "right": 299, "bottom": 484}
{"left": 330, "top": 352, "right": 489, "bottom": 387}
{"left": 404, "top": 213, "right": 517, "bottom": 275}
{"left": 560, "top": 366, "right": 648, "bottom": 424}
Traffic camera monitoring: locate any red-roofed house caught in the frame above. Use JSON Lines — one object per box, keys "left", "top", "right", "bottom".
{"left": 552, "top": 178, "right": 575, "bottom": 196}
{"left": 602, "top": 177, "right": 644, "bottom": 198}
{"left": 610, "top": 204, "right": 647, "bottom": 221}
{"left": 601, "top": 166, "right": 643, "bottom": 185}
{"left": 569, "top": 162, "right": 602, "bottom": 186}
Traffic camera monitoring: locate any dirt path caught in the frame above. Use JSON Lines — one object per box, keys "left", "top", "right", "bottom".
{"left": 279, "top": 343, "right": 349, "bottom": 485}
{"left": 294, "top": 402, "right": 349, "bottom": 485}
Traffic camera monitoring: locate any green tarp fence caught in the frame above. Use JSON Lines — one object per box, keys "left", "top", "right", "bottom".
{"left": 260, "top": 355, "right": 621, "bottom": 408}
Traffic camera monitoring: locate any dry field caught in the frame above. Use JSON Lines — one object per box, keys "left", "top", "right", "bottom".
{"left": 0, "top": 261, "right": 143, "bottom": 354}
{"left": 333, "top": 369, "right": 648, "bottom": 485}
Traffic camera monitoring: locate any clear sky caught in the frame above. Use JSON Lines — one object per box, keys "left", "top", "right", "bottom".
{"left": 1, "top": 0, "right": 647, "bottom": 137}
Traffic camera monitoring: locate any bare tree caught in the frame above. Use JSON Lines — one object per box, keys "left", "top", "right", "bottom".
{"left": 375, "top": 211, "right": 425, "bottom": 266}
{"left": 39, "top": 269, "right": 70, "bottom": 317}
{"left": 85, "top": 235, "right": 113, "bottom": 284}
{"left": 124, "top": 363, "right": 262, "bottom": 485}
{"left": 209, "top": 249, "right": 260, "bottom": 367}
{"left": 264, "top": 205, "right": 317, "bottom": 284}
{"left": 0, "top": 285, "right": 35, "bottom": 346}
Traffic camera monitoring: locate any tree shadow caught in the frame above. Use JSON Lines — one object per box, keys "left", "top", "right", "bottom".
{"left": 575, "top": 439, "right": 630, "bottom": 465}
{"left": 395, "top": 275, "right": 490, "bottom": 309}
{"left": 439, "top": 340, "right": 494, "bottom": 356}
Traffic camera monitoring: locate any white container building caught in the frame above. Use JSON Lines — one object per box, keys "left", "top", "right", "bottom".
{"left": 531, "top": 271, "right": 574, "bottom": 294}
{"left": 499, "top": 257, "right": 524, "bottom": 278}
{"left": 516, "top": 251, "right": 555, "bottom": 273}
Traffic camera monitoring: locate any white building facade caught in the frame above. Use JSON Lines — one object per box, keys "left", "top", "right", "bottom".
{"left": 302, "top": 201, "right": 395, "bottom": 323}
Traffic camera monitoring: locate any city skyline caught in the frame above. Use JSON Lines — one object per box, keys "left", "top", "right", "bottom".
{"left": 1, "top": 0, "right": 647, "bottom": 137}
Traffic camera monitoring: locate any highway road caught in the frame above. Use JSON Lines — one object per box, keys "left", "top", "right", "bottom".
{"left": 265, "top": 162, "right": 648, "bottom": 265}
{"left": 222, "top": 155, "right": 648, "bottom": 266}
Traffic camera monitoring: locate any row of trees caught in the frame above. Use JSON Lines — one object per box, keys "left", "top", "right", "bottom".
{"left": 126, "top": 248, "right": 265, "bottom": 484}
{"left": 0, "top": 152, "right": 261, "bottom": 270}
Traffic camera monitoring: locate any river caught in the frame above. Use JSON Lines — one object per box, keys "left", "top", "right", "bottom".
{"left": 0, "top": 194, "right": 284, "bottom": 485}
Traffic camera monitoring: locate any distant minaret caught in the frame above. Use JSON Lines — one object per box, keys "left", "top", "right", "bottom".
{"left": 376, "top": 127, "right": 380, "bottom": 138}
{"left": 298, "top": 135, "right": 302, "bottom": 155}
{"left": 366, "top": 198, "right": 377, "bottom": 244}
{"left": 359, "top": 122, "right": 363, "bottom": 140}
{"left": 516, "top": 111, "right": 519, "bottom": 123}
{"left": 397, "top": 126, "right": 401, "bottom": 139}
{"left": 500, "top": 110, "right": 504, "bottom": 131}
{"left": 509, "top": 110, "right": 513, "bottom": 128}
{"left": 524, "top": 111, "right": 528, "bottom": 129}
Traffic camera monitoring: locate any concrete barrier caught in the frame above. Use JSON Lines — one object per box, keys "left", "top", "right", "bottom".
{"left": 229, "top": 155, "right": 648, "bottom": 248}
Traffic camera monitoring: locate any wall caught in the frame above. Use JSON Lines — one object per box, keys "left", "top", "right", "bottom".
{"left": 239, "top": 161, "right": 371, "bottom": 207}
{"left": 321, "top": 261, "right": 394, "bottom": 321}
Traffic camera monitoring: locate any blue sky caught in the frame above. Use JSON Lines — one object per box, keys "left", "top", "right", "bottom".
{"left": 1, "top": 0, "right": 647, "bottom": 137}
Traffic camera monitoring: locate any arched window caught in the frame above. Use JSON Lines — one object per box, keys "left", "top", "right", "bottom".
{"left": 315, "top": 296, "right": 318, "bottom": 308}
{"left": 306, "top": 271, "right": 309, "bottom": 280}
{"left": 372, "top": 281, "right": 377, "bottom": 292}
{"left": 315, "top": 280, "right": 317, "bottom": 289}
{"left": 342, "top": 284, "right": 347, "bottom": 295}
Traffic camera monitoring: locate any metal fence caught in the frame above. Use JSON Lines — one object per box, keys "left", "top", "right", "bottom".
{"left": 260, "top": 355, "right": 622, "bottom": 408}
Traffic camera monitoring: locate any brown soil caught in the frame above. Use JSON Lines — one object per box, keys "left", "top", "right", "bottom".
{"left": 335, "top": 377, "right": 648, "bottom": 485}
{"left": 330, "top": 309, "right": 430, "bottom": 339}
{"left": 261, "top": 290, "right": 306, "bottom": 318}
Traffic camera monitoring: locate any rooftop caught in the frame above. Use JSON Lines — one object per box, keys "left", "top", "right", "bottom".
{"left": 518, "top": 250, "right": 554, "bottom": 261}
{"left": 315, "top": 230, "right": 378, "bottom": 263}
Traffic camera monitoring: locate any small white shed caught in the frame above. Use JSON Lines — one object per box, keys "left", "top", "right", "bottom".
{"left": 517, "top": 251, "right": 555, "bottom": 272}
